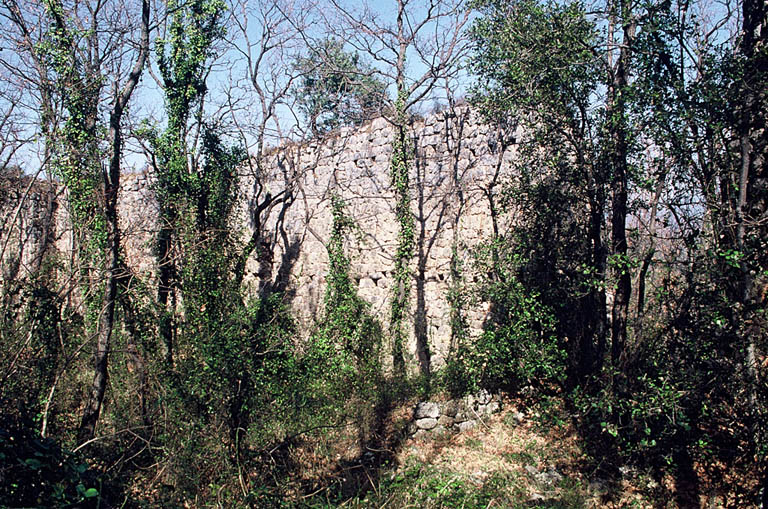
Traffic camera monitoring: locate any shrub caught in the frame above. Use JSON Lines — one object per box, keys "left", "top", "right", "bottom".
{"left": 0, "top": 420, "right": 102, "bottom": 508}
{"left": 446, "top": 240, "right": 565, "bottom": 395}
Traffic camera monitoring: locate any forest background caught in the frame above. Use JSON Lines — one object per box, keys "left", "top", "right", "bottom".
{"left": 0, "top": 0, "right": 766, "bottom": 506}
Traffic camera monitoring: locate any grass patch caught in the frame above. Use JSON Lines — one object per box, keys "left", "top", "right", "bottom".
{"left": 302, "top": 465, "right": 526, "bottom": 508}
{"left": 504, "top": 450, "right": 536, "bottom": 465}
{"left": 463, "top": 437, "right": 483, "bottom": 450}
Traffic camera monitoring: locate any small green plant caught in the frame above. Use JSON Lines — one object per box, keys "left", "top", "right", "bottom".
{"left": 534, "top": 395, "right": 569, "bottom": 429}
{"left": 0, "top": 423, "right": 102, "bottom": 507}
{"left": 464, "top": 437, "right": 483, "bottom": 450}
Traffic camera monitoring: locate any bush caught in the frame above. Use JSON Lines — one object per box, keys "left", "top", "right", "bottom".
{"left": 0, "top": 421, "right": 103, "bottom": 508}
{"left": 446, "top": 241, "right": 565, "bottom": 395}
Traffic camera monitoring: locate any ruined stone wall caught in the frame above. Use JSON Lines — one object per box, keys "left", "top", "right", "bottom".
{"left": 241, "top": 106, "right": 518, "bottom": 371}
{"left": 0, "top": 173, "right": 60, "bottom": 284}
{"left": 1, "top": 106, "right": 518, "bottom": 373}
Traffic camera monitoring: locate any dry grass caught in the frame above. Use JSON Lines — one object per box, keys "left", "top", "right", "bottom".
{"left": 260, "top": 394, "right": 757, "bottom": 508}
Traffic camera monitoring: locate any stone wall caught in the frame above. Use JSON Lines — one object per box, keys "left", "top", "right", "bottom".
{"left": 238, "top": 106, "right": 519, "bottom": 372}
{"left": 0, "top": 172, "right": 60, "bottom": 283}
{"left": 408, "top": 390, "right": 504, "bottom": 439}
{"left": 1, "top": 106, "right": 519, "bottom": 373}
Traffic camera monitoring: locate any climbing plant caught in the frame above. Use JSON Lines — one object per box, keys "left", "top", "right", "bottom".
{"left": 390, "top": 87, "right": 415, "bottom": 376}
{"left": 311, "top": 194, "right": 382, "bottom": 398}
{"left": 151, "top": 0, "right": 227, "bottom": 363}
{"left": 39, "top": 0, "right": 105, "bottom": 324}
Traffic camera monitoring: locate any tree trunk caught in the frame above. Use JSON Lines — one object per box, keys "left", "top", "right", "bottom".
{"left": 608, "top": 0, "right": 635, "bottom": 370}
{"left": 586, "top": 187, "right": 608, "bottom": 377}
{"left": 635, "top": 175, "right": 665, "bottom": 323}
{"left": 738, "top": 0, "right": 767, "bottom": 498}
{"left": 78, "top": 0, "right": 149, "bottom": 442}
{"left": 390, "top": 0, "right": 412, "bottom": 376}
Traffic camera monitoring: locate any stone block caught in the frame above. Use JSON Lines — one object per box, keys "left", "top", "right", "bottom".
{"left": 456, "top": 420, "right": 477, "bottom": 432}
{"left": 414, "top": 401, "right": 440, "bottom": 419}
{"left": 442, "top": 400, "right": 459, "bottom": 417}
{"left": 415, "top": 417, "right": 438, "bottom": 430}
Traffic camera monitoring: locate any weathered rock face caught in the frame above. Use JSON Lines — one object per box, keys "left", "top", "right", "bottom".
{"left": 1, "top": 106, "right": 519, "bottom": 373}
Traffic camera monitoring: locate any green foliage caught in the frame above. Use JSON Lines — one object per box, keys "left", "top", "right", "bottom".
{"left": 38, "top": 0, "right": 107, "bottom": 327}
{"left": 148, "top": 0, "right": 240, "bottom": 373}
{"left": 469, "top": 0, "right": 602, "bottom": 124}
{"left": 299, "top": 461, "right": 534, "bottom": 508}
{"left": 292, "top": 39, "right": 388, "bottom": 136}
{"left": 39, "top": 0, "right": 104, "bottom": 237}
{"left": 144, "top": 1, "right": 312, "bottom": 499}
{"left": 447, "top": 241, "right": 565, "bottom": 395}
{"left": 307, "top": 194, "right": 382, "bottom": 409}
{"left": 157, "top": 0, "right": 225, "bottom": 132}
{"left": 0, "top": 422, "right": 102, "bottom": 508}
{"left": 152, "top": 0, "right": 228, "bottom": 230}
{"left": 0, "top": 256, "right": 84, "bottom": 435}
{"left": 469, "top": 0, "right": 609, "bottom": 384}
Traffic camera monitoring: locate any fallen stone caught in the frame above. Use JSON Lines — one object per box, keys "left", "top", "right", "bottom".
{"left": 454, "top": 411, "right": 469, "bottom": 423}
{"left": 456, "top": 420, "right": 477, "bottom": 432}
{"left": 619, "top": 465, "right": 636, "bottom": 477}
{"left": 443, "top": 400, "right": 459, "bottom": 417}
{"left": 486, "top": 401, "right": 501, "bottom": 414}
{"left": 525, "top": 465, "right": 539, "bottom": 477}
{"left": 476, "top": 389, "right": 492, "bottom": 405}
{"left": 589, "top": 479, "right": 607, "bottom": 492}
{"left": 415, "top": 402, "right": 440, "bottom": 419}
{"left": 536, "top": 467, "right": 563, "bottom": 485}
{"left": 470, "top": 470, "right": 488, "bottom": 483}
{"left": 415, "top": 417, "right": 438, "bottom": 430}
{"left": 437, "top": 415, "right": 454, "bottom": 427}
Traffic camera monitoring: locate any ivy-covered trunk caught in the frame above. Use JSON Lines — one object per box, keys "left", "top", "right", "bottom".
{"left": 79, "top": 0, "right": 150, "bottom": 443}
{"left": 389, "top": 87, "right": 414, "bottom": 376}
{"left": 39, "top": 0, "right": 118, "bottom": 442}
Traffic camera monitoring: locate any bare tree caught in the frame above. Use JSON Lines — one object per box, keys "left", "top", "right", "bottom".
{"left": 226, "top": 0, "right": 314, "bottom": 293}
{"left": 312, "top": 0, "right": 471, "bottom": 376}
{"left": 0, "top": 0, "right": 152, "bottom": 442}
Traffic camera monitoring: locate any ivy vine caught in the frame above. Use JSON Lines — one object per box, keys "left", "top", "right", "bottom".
{"left": 40, "top": 0, "right": 106, "bottom": 327}
{"left": 389, "top": 86, "right": 415, "bottom": 375}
